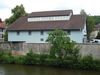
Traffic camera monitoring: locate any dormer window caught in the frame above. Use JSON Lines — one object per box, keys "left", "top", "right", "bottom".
{"left": 27, "top": 15, "right": 71, "bottom": 22}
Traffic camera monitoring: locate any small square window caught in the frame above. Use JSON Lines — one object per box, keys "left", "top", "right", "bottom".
{"left": 40, "top": 31, "right": 44, "bottom": 35}
{"left": 40, "top": 38, "right": 44, "bottom": 41}
{"left": 28, "top": 31, "right": 32, "bottom": 35}
{"left": 17, "top": 31, "right": 20, "bottom": 35}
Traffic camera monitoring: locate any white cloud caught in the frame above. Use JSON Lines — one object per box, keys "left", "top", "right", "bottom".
{"left": 0, "top": 0, "right": 100, "bottom": 21}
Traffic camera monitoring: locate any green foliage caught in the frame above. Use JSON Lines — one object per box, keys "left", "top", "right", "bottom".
{"left": 4, "top": 4, "right": 27, "bottom": 41}
{"left": 39, "top": 54, "right": 48, "bottom": 64}
{"left": 0, "top": 51, "right": 5, "bottom": 62}
{"left": 0, "top": 51, "right": 14, "bottom": 64}
{"left": 78, "top": 55, "right": 100, "bottom": 70}
{"left": 91, "top": 16, "right": 100, "bottom": 25}
{"left": 24, "top": 50, "right": 37, "bottom": 65}
{"left": 47, "top": 29, "right": 67, "bottom": 59}
{"left": 46, "top": 29, "right": 79, "bottom": 61}
{"left": 79, "top": 55, "right": 94, "bottom": 69}
{"left": 93, "top": 59, "right": 100, "bottom": 69}
{"left": 4, "top": 31, "right": 8, "bottom": 41}
{"left": 14, "top": 56, "right": 25, "bottom": 64}
{"left": 5, "top": 4, "right": 27, "bottom": 25}
{"left": 86, "top": 16, "right": 95, "bottom": 40}
{"left": 0, "top": 50, "right": 100, "bottom": 70}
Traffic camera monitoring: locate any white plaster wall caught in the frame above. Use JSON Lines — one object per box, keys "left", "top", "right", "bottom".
{"left": 69, "top": 31, "right": 83, "bottom": 43}
{"left": 8, "top": 30, "right": 83, "bottom": 43}
{"left": 8, "top": 31, "right": 49, "bottom": 43}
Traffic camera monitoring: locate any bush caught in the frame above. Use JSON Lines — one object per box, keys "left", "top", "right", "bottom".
{"left": 93, "top": 59, "right": 100, "bottom": 70}
{"left": 24, "top": 50, "right": 38, "bottom": 65}
{"left": 39, "top": 54, "right": 49, "bottom": 64}
{"left": 14, "top": 56, "right": 25, "bottom": 64}
{"left": 0, "top": 49, "right": 100, "bottom": 70}
{"left": 79, "top": 55, "right": 98, "bottom": 70}
{"left": 0, "top": 52, "right": 14, "bottom": 64}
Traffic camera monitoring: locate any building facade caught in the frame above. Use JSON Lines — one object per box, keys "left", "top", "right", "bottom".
{"left": 7, "top": 10, "right": 87, "bottom": 43}
{"left": 0, "top": 19, "right": 5, "bottom": 42}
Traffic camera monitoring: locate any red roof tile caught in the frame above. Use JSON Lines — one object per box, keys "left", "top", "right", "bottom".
{"left": 0, "top": 22, "right": 5, "bottom": 29}
{"left": 0, "top": 19, "right": 5, "bottom": 29}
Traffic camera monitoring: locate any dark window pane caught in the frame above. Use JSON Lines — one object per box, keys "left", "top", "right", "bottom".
{"left": 40, "top": 38, "right": 44, "bottom": 41}
{"left": 29, "top": 31, "right": 32, "bottom": 35}
{"left": 17, "top": 31, "right": 20, "bottom": 35}
{"left": 40, "top": 31, "right": 44, "bottom": 35}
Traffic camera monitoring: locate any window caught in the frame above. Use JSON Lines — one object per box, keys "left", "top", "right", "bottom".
{"left": 27, "top": 16, "right": 70, "bottom": 22}
{"left": 17, "top": 31, "right": 20, "bottom": 35}
{"left": 40, "top": 38, "right": 44, "bottom": 41}
{"left": 40, "top": 31, "right": 44, "bottom": 35}
{"left": 28, "top": 31, "right": 32, "bottom": 35}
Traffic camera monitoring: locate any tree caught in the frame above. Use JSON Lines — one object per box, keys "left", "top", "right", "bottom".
{"left": 46, "top": 29, "right": 79, "bottom": 60}
{"left": 86, "top": 16, "right": 95, "bottom": 40}
{"left": 80, "top": 9, "right": 87, "bottom": 17}
{"left": 90, "top": 16, "right": 100, "bottom": 25}
{"left": 5, "top": 4, "right": 27, "bottom": 25}
{"left": 4, "top": 4, "right": 27, "bottom": 41}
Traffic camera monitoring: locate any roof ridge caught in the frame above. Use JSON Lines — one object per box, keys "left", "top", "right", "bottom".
{"left": 30, "top": 9, "right": 73, "bottom": 13}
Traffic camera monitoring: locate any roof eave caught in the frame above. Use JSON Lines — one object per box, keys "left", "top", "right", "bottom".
{"left": 7, "top": 28, "right": 81, "bottom": 31}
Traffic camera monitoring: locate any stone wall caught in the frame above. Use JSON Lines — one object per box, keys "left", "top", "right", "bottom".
{"left": 0, "top": 42, "right": 24, "bottom": 51}
{"left": 25, "top": 43, "right": 50, "bottom": 54}
{"left": 79, "top": 43, "right": 100, "bottom": 59}
{"left": 0, "top": 42, "right": 26, "bottom": 55}
{"left": 0, "top": 42, "right": 100, "bottom": 59}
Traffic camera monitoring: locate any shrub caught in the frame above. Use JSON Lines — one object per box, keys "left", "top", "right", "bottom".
{"left": 0, "top": 52, "right": 14, "bottom": 64}
{"left": 24, "top": 50, "right": 38, "bottom": 65}
{"left": 39, "top": 54, "right": 48, "bottom": 64}
{"left": 47, "top": 29, "right": 80, "bottom": 62}
{"left": 14, "top": 56, "right": 25, "bottom": 64}
{"left": 79, "top": 55, "right": 96, "bottom": 70}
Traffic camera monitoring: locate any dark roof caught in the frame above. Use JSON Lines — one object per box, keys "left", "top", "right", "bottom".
{"left": 28, "top": 10, "right": 73, "bottom": 17}
{"left": 7, "top": 10, "right": 85, "bottom": 31}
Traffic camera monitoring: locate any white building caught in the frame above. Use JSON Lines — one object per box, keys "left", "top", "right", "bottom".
{"left": 7, "top": 10, "right": 87, "bottom": 43}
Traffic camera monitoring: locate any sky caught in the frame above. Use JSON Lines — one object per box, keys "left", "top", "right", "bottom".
{"left": 0, "top": 0, "right": 100, "bottom": 21}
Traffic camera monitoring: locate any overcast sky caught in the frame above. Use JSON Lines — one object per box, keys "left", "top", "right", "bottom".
{"left": 0, "top": 0, "right": 100, "bottom": 21}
